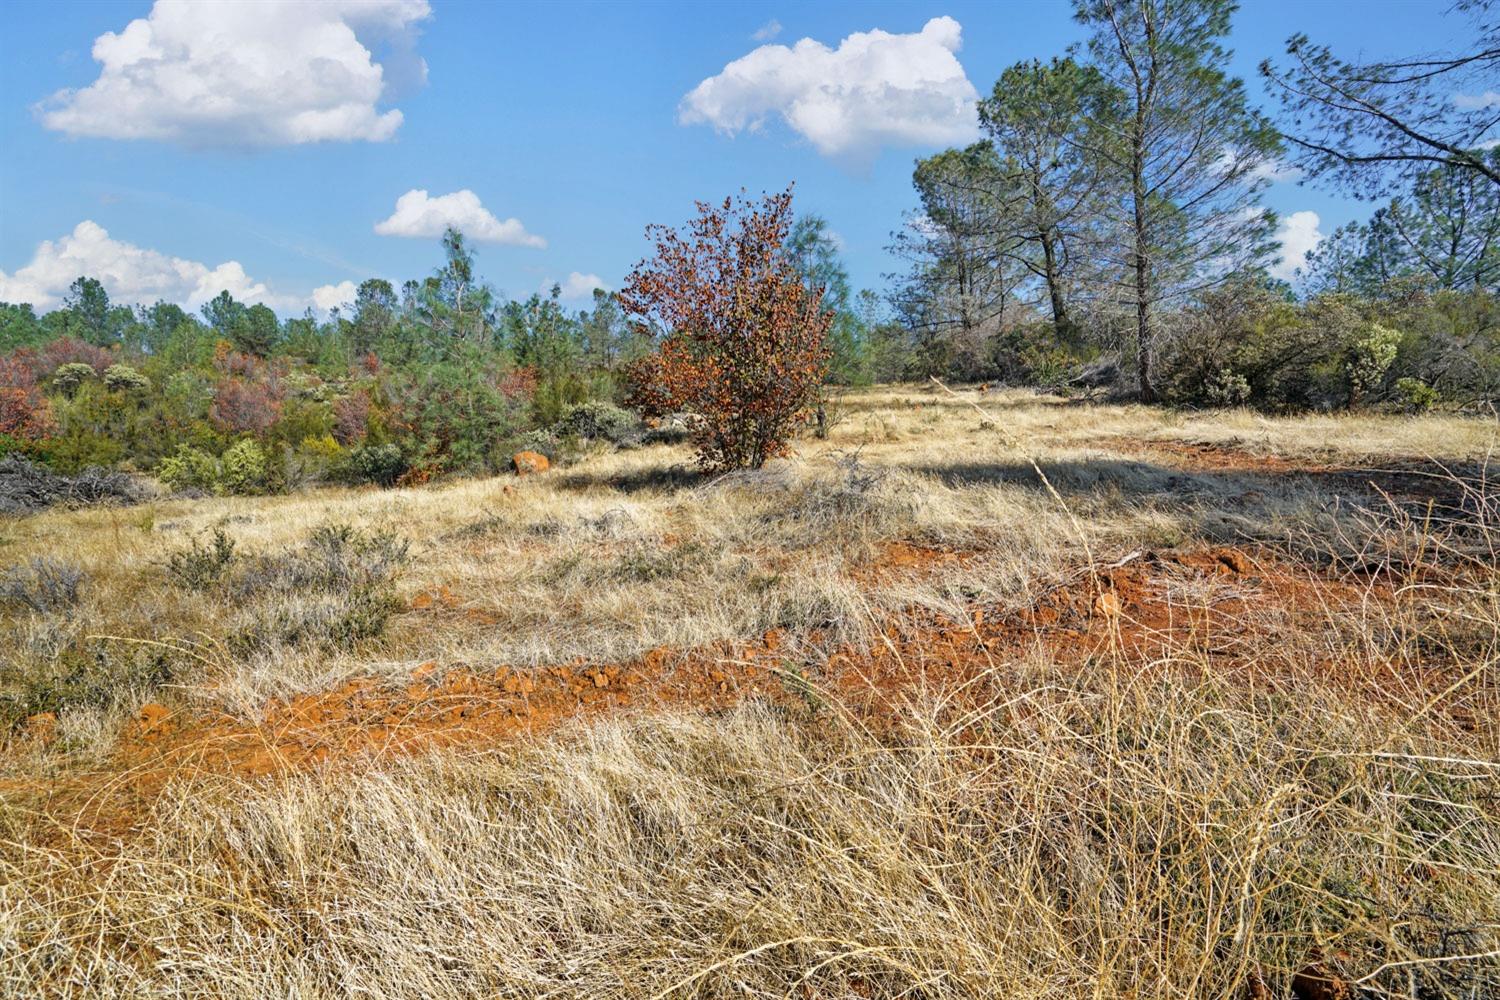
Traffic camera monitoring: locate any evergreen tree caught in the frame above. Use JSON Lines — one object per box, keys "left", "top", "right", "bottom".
{"left": 1075, "top": 0, "right": 1280, "bottom": 400}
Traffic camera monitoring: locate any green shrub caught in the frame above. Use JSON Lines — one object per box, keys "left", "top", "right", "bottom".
{"left": 348, "top": 442, "right": 406, "bottom": 487}
{"left": 508, "top": 429, "right": 559, "bottom": 462}
{"left": 556, "top": 401, "right": 641, "bottom": 445}
{"left": 51, "top": 363, "right": 95, "bottom": 396}
{"left": 1395, "top": 376, "right": 1440, "bottom": 413}
{"left": 1202, "top": 368, "right": 1251, "bottom": 408}
{"left": 155, "top": 445, "right": 220, "bottom": 493}
{"left": 165, "top": 529, "right": 237, "bottom": 590}
{"left": 102, "top": 364, "right": 150, "bottom": 393}
{"left": 156, "top": 441, "right": 268, "bottom": 495}
{"left": 1019, "top": 344, "right": 1075, "bottom": 389}
{"left": 1347, "top": 323, "right": 1402, "bottom": 406}
{"left": 218, "top": 440, "right": 268, "bottom": 495}
{"left": 276, "top": 434, "right": 344, "bottom": 491}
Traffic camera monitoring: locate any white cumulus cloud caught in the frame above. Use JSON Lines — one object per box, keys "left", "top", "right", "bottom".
{"left": 679, "top": 16, "right": 980, "bottom": 159}
{"left": 312, "top": 280, "right": 359, "bottom": 312}
{"left": 1272, "top": 210, "right": 1324, "bottom": 282}
{"left": 37, "top": 0, "right": 430, "bottom": 147}
{"left": 375, "top": 189, "right": 546, "bottom": 247}
{"left": 0, "top": 221, "right": 331, "bottom": 312}
{"left": 542, "top": 272, "right": 610, "bottom": 301}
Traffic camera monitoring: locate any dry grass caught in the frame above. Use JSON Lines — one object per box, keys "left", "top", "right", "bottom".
{"left": 2, "top": 385, "right": 1498, "bottom": 998}
{"left": 5, "top": 656, "right": 1497, "bottom": 998}
{"left": 9, "top": 385, "right": 1485, "bottom": 732}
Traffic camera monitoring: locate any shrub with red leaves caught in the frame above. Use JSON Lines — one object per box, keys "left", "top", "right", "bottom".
{"left": 211, "top": 378, "right": 282, "bottom": 435}
{"left": 36, "top": 338, "right": 113, "bottom": 379}
{"left": 619, "top": 187, "right": 831, "bottom": 471}
{"left": 497, "top": 366, "right": 537, "bottom": 402}
{"left": 0, "top": 355, "right": 53, "bottom": 440}
{"left": 333, "top": 389, "right": 373, "bottom": 445}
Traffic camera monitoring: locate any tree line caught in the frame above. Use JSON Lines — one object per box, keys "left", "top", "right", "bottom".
{"left": 887, "top": 0, "right": 1497, "bottom": 406}
{"left": 1, "top": 0, "right": 1496, "bottom": 483}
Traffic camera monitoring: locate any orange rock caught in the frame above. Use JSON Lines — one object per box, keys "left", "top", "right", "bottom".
{"left": 512, "top": 450, "right": 550, "bottom": 476}
{"left": 1094, "top": 590, "right": 1122, "bottom": 617}
{"left": 138, "top": 703, "right": 171, "bottom": 730}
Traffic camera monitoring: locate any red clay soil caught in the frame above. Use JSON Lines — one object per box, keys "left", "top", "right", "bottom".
{"left": 5, "top": 540, "right": 1417, "bottom": 844}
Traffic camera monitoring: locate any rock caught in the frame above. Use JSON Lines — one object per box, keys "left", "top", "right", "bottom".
{"left": 1094, "top": 590, "right": 1122, "bottom": 617}
{"left": 137, "top": 702, "right": 172, "bottom": 736}
{"left": 1291, "top": 963, "right": 1352, "bottom": 1000}
{"left": 512, "top": 450, "right": 550, "bottom": 476}
{"left": 1216, "top": 548, "right": 1253, "bottom": 575}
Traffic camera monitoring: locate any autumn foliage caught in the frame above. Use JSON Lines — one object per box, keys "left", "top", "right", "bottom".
{"left": 0, "top": 354, "right": 54, "bottom": 440}
{"left": 620, "top": 187, "right": 831, "bottom": 472}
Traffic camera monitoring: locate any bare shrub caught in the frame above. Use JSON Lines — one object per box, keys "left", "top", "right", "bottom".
{"left": 0, "top": 558, "right": 83, "bottom": 614}
{"left": 164, "top": 529, "right": 238, "bottom": 591}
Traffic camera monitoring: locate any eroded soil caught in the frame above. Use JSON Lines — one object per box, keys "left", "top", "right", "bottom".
{"left": 5, "top": 440, "right": 1485, "bottom": 844}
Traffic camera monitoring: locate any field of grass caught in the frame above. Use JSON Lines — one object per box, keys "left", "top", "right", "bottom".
{"left": 3, "top": 384, "right": 1498, "bottom": 998}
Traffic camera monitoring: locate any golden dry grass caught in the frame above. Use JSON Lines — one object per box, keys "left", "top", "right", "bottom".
{"left": 2, "top": 385, "right": 1498, "bottom": 997}
{"left": 9, "top": 385, "right": 1489, "bottom": 727}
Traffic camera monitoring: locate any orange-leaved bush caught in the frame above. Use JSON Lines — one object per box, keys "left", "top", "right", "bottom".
{"left": 619, "top": 187, "right": 831, "bottom": 472}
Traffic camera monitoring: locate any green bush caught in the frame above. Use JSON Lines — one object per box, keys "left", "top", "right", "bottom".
{"left": 508, "top": 428, "right": 559, "bottom": 462}
{"left": 219, "top": 440, "right": 268, "bottom": 494}
{"left": 556, "top": 401, "right": 641, "bottom": 445}
{"left": 348, "top": 442, "right": 406, "bottom": 487}
{"left": 165, "top": 529, "right": 237, "bottom": 590}
{"left": 155, "top": 445, "right": 220, "bottom": 493}
{"left": 1347, "top": 323, "right": 1402, "bottom": 406}
{"left": 276, "top": 435, "right": 344, "bottom": 491}
{"left": 1395, "top": 376, "right": 1440, "bottom": 413}
{"left": 1202, "top": 368, "right": 1251, "bottom": 408}
{"left": 156, "top": 441, "right": 268, "bottom": 495}
{"left": 102, "top": 364, "right": 151, "bottom": 393}
{"left": 51, "top": 363, "right": 95, "bottom": 396}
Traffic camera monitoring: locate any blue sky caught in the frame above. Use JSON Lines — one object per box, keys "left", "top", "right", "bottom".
{"left": 0, "top": 0, "right": 1473, "bottom": 315}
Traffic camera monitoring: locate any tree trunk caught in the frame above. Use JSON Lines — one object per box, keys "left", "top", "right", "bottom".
{"left": 1039, "top": 231, "right": 1070, "bottom": 333}
{"left": 1131, "top": 142, "right": 1157, "bottom": 403}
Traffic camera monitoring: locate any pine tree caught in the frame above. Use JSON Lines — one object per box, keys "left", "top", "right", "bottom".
{"left": 1075, "top": 0, "right": 1280, "bottom": 400}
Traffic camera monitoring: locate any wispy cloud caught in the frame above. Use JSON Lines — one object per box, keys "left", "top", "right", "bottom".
{"left": 751, "top": 19, "right": 782, "bottom": 42}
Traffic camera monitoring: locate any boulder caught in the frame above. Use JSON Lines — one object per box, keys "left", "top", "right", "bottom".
{"left": 512, "top": 450, "right": 550, "bottom": 476}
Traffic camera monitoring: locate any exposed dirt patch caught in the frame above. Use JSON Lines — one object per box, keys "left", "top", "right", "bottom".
{"left": 856, "top": 540, "right": 976, "bottom": 583}
{"left": 7, "top": 540, "right": 1440, "bottom": 846}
